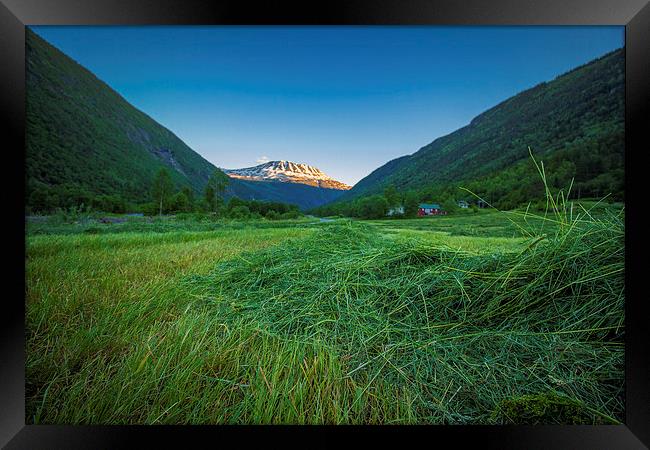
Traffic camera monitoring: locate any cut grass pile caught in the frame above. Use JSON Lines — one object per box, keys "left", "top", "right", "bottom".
{"left": 185, "top": 208, "right": 624, "bottom": 424}
{"left": 25, "top": 204, "right": 624, "bottom": 424}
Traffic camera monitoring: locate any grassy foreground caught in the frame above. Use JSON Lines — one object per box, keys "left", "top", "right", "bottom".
{"left": 25, "top": 207, "right": 624, "bottom": 424}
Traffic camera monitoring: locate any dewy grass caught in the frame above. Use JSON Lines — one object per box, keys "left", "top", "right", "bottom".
{"left": 185, "top": 207, "right": 624, "bottom": 424}
{"left": 25, "top": 175, "right": 624, "bottom": 424}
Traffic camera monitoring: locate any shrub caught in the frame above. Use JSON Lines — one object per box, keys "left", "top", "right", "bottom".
{"left": 265, "top": 210, "right": 280, "bottom": 220}
{"left": 229, "top": 205, "right": 251, "bottom": 220}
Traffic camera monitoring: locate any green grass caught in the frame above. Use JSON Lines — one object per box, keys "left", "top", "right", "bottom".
{"left": 367, "top": 211, "right": 543, "bottom": 237}
{"left": 26, "top": 214, "right": 316, "bottom": 236}
{"left": 26, "top": 226, "right": 312, "bottom": 423}
{"left": 25, "top": 203, "right": 624, "bottom": 424}
{"left": 365, "top": 201, "right": 622, "bottom": 237}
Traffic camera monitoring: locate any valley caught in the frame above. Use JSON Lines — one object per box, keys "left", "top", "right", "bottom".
{"left": 23, "top": 26, "right": 626, "bottom": 426}
{"left": 25, "top": 202, "right": 624, "bottom": 424}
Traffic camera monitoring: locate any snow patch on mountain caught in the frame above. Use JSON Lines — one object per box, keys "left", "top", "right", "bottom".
{"left": 224, "top": 160, "right": 351, "bottom": 190}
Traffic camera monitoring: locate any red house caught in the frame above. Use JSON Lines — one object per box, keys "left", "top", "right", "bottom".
{"left": 418, "top": 203, "right": 446, "bottom": 216}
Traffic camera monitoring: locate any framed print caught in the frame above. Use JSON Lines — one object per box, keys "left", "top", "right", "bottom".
{"left": 1, "top": 0, "right": 648, "bottom": 447}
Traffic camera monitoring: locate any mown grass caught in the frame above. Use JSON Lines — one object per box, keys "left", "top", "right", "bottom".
{"left": 26, "top": 227, "right": 312, "bottom": 423}
{"left": 365, "top": 200, "right": 622, "bottom": 238}
{"left": 26, "top": 214, "right": 316, "bottom": 236}
{"left": 25, "top": 201, "right": 624, "bottom": 424}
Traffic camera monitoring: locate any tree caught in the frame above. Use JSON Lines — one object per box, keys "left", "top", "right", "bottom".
{"left": 357, "top": 195, "right": 389, "bottom": 219}
{"left": 204, "top": 185, "right": 216, "bottom": 212}
{"left": 383, "top": 184, "right": 400, "bottom": 209}
{"left": 403, "top": 191, "right": 420, "bottom": 217}
{"left": 227, "top": 196, "right": 246, "bottom": 211}
{"left": 151, "top": 168, "right": 173, "bottom": 215}
{"left": 29, "top": 184, "right": 58, "bottom": 213}
{"left": 230, "top": 205, "right": 251, "bottom": 220}
{"left": 170, "top": 191, "right": 191, "bottom": 212}
{"left": 265, "top": 210, "right": 280, "bottom": 220}
{"left": 181, "top": 186, "right": 195, "bottom": 210}
{"left": 92, "top": 194, "right": 127, "bottom": 213}
{"left": 205, "top": 170, "right": 230, "bottom": 212}
{"left": 440, "top": 195, "right": 458, "bottom": 214}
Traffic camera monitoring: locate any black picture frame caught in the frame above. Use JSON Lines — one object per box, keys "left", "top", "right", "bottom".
{"left": 2, "top": 0, "right": 648, "bottom": 447}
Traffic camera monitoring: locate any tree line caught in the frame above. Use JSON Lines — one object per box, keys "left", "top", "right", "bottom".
{"left": 27, "top": 167, "right": 301, "bottom": 220}
{"left": 147, "top": 168, "right": 300, "bottom": 219}
{"left": 312, "top": 135, "right": 623, "bottom": 220}
{"left": 311, "top": 183, "right": 476, "bottom": 219}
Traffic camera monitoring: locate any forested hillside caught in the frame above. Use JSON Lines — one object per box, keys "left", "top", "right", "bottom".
{"left": 318, "top": 48, "right": 624, "bottom": 215}
{"left": 26, "top": 28, "right": 225, "bottom": 211}
{"left": 25, "top": 29, "right": 344, "bottom": 212}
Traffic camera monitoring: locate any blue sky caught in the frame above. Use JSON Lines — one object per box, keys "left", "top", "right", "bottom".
{"left": 31, "top": 26, "right": 623, "bottom": 186}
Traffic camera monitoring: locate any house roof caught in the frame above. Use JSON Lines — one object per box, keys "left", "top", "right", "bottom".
{"left": 419, "top": 203, "right": 441, "bottom": 209}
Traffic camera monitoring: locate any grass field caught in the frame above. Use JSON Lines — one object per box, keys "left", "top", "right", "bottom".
{"left": 25, "top": 204, "right": 625, "bottom": 424}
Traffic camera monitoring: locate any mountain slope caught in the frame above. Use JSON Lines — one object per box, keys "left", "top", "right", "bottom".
{"left": 26, "top": 28, "right": 221, "bottom": 205}
{"left": 337, "top": 48, "right": 624, "bottom": 205}
{"left": 224, "top": 160, "right": 351, "bottom": 190}
{"left": 224, "top": 160, "right": 350, "bottom": 209}
{"left": 25, "top": 29, "right": 342, "bottom": 212}
{"left": 227, "top": 179, "right": 347, "bottom": 210}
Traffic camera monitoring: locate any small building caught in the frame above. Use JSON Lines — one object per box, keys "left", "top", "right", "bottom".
{"left": 477, "top": 199, "right": 488, "bottom": 208}
{"left": 387, "top": 206, "right": 405, "bottom": 216}
{"left": 418, "top": 203, "right": 446, "bottom": 216}
{"left": 457, "top": 200, "right": 469, "bottom": 209}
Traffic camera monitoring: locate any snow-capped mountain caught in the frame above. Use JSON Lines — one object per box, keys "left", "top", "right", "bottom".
{"left": 224, "top": 160, "right": 351, "bottom": 190}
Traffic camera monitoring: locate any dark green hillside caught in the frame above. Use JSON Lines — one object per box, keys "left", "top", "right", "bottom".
{"left": 25, "top": 29, "right": 345, "bottom": 213}
{"left": 331, "top": 48, "right": 624, "bottom": 211}
{"left": 26, "top": 28, "right": 222, "bottom": 209}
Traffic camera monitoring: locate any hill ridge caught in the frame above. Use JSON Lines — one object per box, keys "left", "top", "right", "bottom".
{"left": 25, "top": 28, "right": 345, "bottom": 211}
{"left": 328, "top": 47, "right": 624, "bottom": 211}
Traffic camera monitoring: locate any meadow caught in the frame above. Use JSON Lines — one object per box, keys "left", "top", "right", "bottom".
{"left": 25, "top": 203, "right": 625, "bottom": 424}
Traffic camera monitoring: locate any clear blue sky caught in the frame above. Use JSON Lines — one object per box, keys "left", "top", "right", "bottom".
{"left": 30, "top": 26, "right": 623, "bottom": 186}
